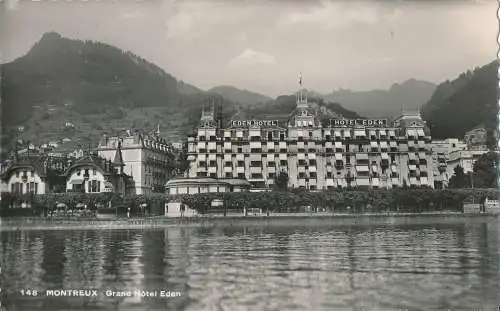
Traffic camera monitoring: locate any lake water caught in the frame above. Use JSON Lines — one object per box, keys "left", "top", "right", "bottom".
{"left": 1, "top": 216, "right": 499, "bottom": 311}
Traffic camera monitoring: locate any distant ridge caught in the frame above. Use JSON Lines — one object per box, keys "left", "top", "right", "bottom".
{"left": 207, "top": 85, "right": 273, "bottom": 106}
{"left": 321, "top": 79, "right": 437, "bottom": 118}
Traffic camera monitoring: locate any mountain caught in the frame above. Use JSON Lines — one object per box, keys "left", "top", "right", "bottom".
{"left": 421, "top": 60, "right": 498, "bottom": 145}
{"left": 1, "top": 32, "right": 359, "bottom": 151}
{"left": 322, "top": 79, "right": 437, "bottom": 118}
{"left": 1, "top": 32, "right": 182, "bottom": 125}
{"left": 177, "top": 80, "right": 203, "bottom": 95}
{"left": 207, "top": 85, "right": 273, "bottom": 106}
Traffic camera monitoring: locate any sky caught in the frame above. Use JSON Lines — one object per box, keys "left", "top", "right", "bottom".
{"left": 0, "top": 0, "right": 497, "bottom": 97}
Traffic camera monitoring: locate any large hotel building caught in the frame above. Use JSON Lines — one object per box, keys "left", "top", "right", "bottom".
{"left": 186, "top": 87, "right": 434, "bottom": 190}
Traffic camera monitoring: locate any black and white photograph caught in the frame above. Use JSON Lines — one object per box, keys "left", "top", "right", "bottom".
{"left": 0, "top": 0, "right": 498, "bottom": 310}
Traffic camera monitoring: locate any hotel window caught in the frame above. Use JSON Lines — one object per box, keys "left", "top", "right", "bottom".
{"left": 209, "top": 173, "right": 217, "bottom": 178}
{"left": 251, "top": 173, "right": 262, "bottom": 179}
{"left": 280, "top": 133, "right": 285, "bottom": 141}
{"left": 238, "top": 173, "right": 245, "bottom": 179}
{"left": 250, "top": 161, "right": 261, "bottom": 167}
{"left": 93, "top": 168, "right": 97, "bottom": 175}
{"left": 299, "top": 172, "right": 306, "bottom": 178}
{"left": 267, "top": 132, "right": 273, "bottom": 140}
{"left": 309, "top": 159, "right": 316, "bottom": 166}
{"left": 30, "top": 170, "right": 34, "bottom": 177}
{"left": 209, "top": 161, "right": 216, "bottom": 167}
{"left": 237, "top": 147, "right": 243, "bottom": 153}
{"left": 268, "top": 173, "right": 276, "bottom": 179}
{"left": 280, "top": 160, "right": 287, "bottom": 166}
{"left": 237, "top": 161, "right": 245, "bottom": 167}
{"left": 225, "top": 173, "right": 232, "bottom": 178}
{"left": 326, "top": 172, "right": 332, "bottom": 178}
{"left": 310, "top": 172, "right": 317, "bottom": 178}
{"left": 268, "top": 161, "right": 276, "bottom": 167}
{"left": 199, "top": 136, "right": 206, "bottom": 141}
{"left": 224, "top": 161, "right": 232, "bottom": 167}
{"left": 16, "top": 171, "right": 19, "bottom": 178}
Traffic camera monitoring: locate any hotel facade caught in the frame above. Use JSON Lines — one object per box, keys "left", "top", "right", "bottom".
{"left": 186, "top": 88, "right": 434, "bottom": 190}
{"left": 96, "top": 129, "right": 175, "bottom": 195}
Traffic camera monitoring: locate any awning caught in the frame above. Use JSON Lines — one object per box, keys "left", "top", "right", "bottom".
{"left": 372, "top": 165, "right": 378, "bottom": 172}
{"left": 409, "top": 165, "right": 417, "bottom": 171}
{"left": 198, "top": 154, "right": 207, "bottom": 161}
{"left": 298, "top": 179, "right": 306, "bottom": 186}
{"left": 309, "top": 166, "right": 317, "bottom": 172}
{"left": 326, "top": 179, "right": 334, "bottom": 186}
{"left": 104, "top": 181, "right": 113, "bottom": 188}
{"left": 308, "top": 120, "right": 313, "bottom": 126}
{"left": 391, "top": 178, "right": 399, "bottom": 184}
{"left": 408, "top": 153, "right": 416, "bottom": 160}
{"left": 372, "top": 178, "right": 380, "bottom": 187}
{"left": 335, "top": 153, "right": 343, "bottom": 160}
{"left": 297, "top": 129, "right": 304, "bottom": 137}
{"left": 380, "top": 141, "right": 388, "bottom": 148}
{"left": 236, "top": 131, "right": 243, "bottom": 138}
{"left": 369, "top": 130, "right": 376, "bottom": 137}
{"left": 224, "top": 131, "right": 231, "bottom": 138}
{"left": 354, "top": 129, "right": 366, "bottom": 136}
{"left": 381, "top": 153, "right": 389, "bottom": 159}
{"left": 236, "top": 154, "right": 244, "bottom": 161}
{"left": 389, "top": 130, "right": 396, "bottom": 137}
{"left": 343, "top": 130, "right": 351, "bottom": 138}
{"left": 308, "top": 153, "right": 316, "bottom": 160}
{"left": 208, "top": 166, "right": 217, "bottom": 173}
{"left": 334, "top": 131, "right": 341, "bottom": 137}
{"left": 409, "top": 177, "right": 418, "bottom": 185}
{"left": 208, "top": 154, "right": 216, "bottom": 160}
{"left": 370, "top": 141, "right": 378, "bottom": 148}
{"left": 249, "top": 129, "right": 261, "bottom": 136}
{"left": 417, "top": 129, "right": 425, "bottom": 137}
{"left": 418, "top": 140, "right": 425, "bottom": 147}
{"left": 70, "top": 179, "right": 84, "bottom": 185}
{"left": 390, "top": 141, "right": 398, "bottom": 147}
{"left": 187, "top": 155, "right": 195, "bottom": 161}
{"left": 408, "top": 140, "right": 415, "bottom": 146}
{"left": 224, "top": 154, "right": 232, "bottom": 161}
{"left": 420, "top": 177, "right": 428, "bottom": 185}
{"left": 334, "top": 142, "right": 343, "bottom": 148}
{"left": 324, "top": 130, "right": 331, "bottom": 136}
{"left": 356, "top": 165, "right": 369, "bottom": 172}
{"left": 298, "top": 153, "right": 306, "bottom": 160}
{"left": 379, "top": 130, "right": 387, "bottom": 137}
{"left": 279, "top": 154, "right": 287, "bottom": 160}
{"left": 356, "top": 153, "right": 369, "bottom": 160}
{"left": 407, "top": 129, "right": 416, "bottom": 137}
{"left": 418, "top": 152, "right": 426, "bottom": 159}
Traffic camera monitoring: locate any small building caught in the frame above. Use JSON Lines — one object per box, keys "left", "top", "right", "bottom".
{"left": 165, "top": 177, "right": 251, "bottom": 195}
{"left": 464, "top": 126, "right": 488, "bottom": 150}
{"left": 63, "top": 146, "right": 133, "bottom": 196}
{"left": 0, "top": 156, "right": 64, "bottom": 195}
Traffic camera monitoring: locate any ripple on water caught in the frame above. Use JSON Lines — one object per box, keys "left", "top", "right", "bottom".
{"left": 1, "top": 217, "right": 499, "bottom": 311}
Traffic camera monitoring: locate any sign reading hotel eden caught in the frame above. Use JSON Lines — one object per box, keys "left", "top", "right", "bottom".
{"left": 230, "top": 120, "right": 279, "bottom": 127}
{"left": 330, "top": 118, "right": 388, "bottom": 127}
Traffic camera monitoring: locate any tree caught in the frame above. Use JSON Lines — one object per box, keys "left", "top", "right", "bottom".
{"left": 273, "top": 170, "right": 289, "bottom": 191}
{"left": 471, "top": 151, "right": 498, "bottom": 188}
{"left": 448, "top": 165, "right": 471, "bottom": 188}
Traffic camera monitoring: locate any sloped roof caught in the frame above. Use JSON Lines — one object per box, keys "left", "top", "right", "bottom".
{"left": 1, "top": 156, "right": 47, "bottom": 181}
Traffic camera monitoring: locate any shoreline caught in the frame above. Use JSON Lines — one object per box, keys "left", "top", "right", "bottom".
{"left": 0, "top": 212, "right": 498, "bottom": 231}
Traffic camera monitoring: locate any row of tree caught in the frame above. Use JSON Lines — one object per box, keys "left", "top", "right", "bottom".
{"left": 448, "top": 151, "right": 498, "bottom": 188}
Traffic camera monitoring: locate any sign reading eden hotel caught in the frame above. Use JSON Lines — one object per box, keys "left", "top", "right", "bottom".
{"left": 330, "top": 118, "right": 388, "bottom": 127}
{"left": 230, "top": 120, "right": 279, "bottom": 127}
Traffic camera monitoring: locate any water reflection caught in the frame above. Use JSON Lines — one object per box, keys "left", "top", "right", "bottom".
{"left": 1, "top": 217, "right": 499, "bottom": 311}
